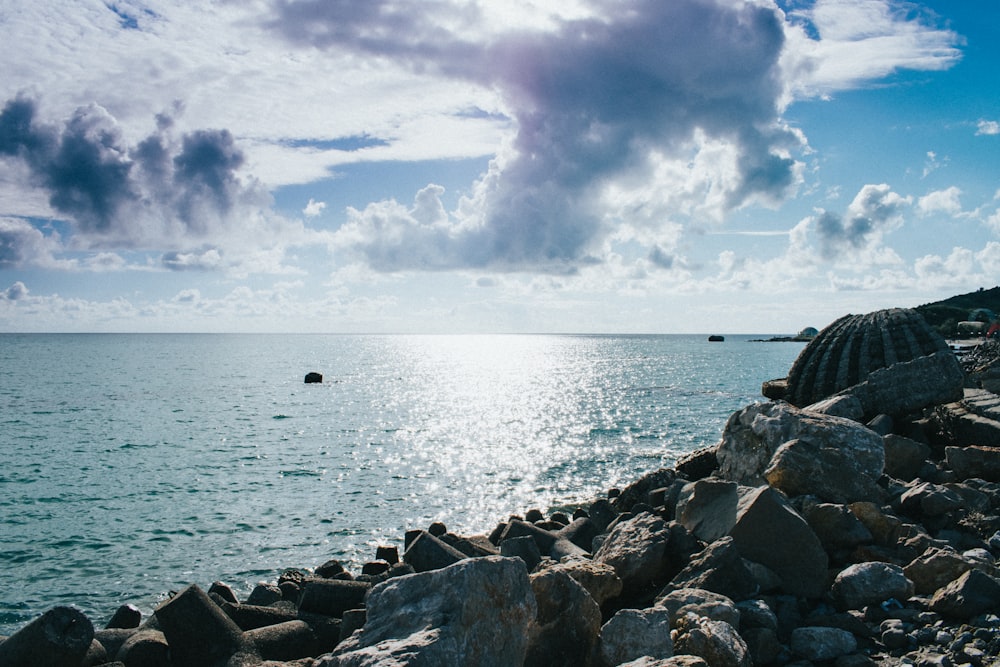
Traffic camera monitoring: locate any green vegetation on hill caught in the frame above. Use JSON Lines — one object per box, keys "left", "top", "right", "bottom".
{"left": 915, "top": 286, "right": 1000, "bottom": 338}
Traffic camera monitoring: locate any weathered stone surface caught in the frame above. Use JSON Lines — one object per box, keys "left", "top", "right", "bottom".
{"left": 899, "top": 481, "right": 964, "bottom": 517}
{"left": 675, "top": 479, "right": 738, "bottom": 543}
{"left": 655, "top": 588, "right": 740, "bottom": 629}
{"left": 154, "top": 584, "right": 253, "bottom": 667}
{"left": 764, "top": 435, "right": 884, "bottom": 504}
{"left": 836, "top": 350, "right": 965, "bottom": 419}
{"left": 500, "top": 535, "right": 543, "bottom": 572}
{"left": 403, "top": 530, "right": 468, "bottom": 573}
{"left": 929, "top": 568, "right": 1000, "bottom": 619}
{"left": 116, "top": 629, "right": 170, "bottom": 666}
{"left": 716, "top": 402, "right": 884, "bottom": 503}
{"left": 525, "top": 568, "right": 601, "bottom": 667}
{"left": 783, "top": 308, "right": 958, "bottom": 410}
{"left": 598, "top": 607, "right": 672, "bottom": 667}
{"left": 546, "top": 559, "right": 623, "bottom": 607}
{"left": 612, "top": 469, "right": 678, "bottom": 513}
{"left": 594, "top": 512, "right": 671, "bottom": 599}
{"left": 830, "top": 562, "right": 914, "bottom": 611}
{"left": 0, "top": 606, "right": 95, "bottom": 667}
{"left": 740, "top": 627, "right": 781, "bottom": 666}
{"left": 728, "top": 486, "right": 829, "bottom": 598}
{"left": 672, "top": 616, "right": 751, "bottom": 667}
{"left": 804, "top": 395, "right": 864, "bottom": 421}
{"left": 848, "top": 501, "right": 903, "bottom": 546}
{"left": 903, "top": 547, "right": 977, "bottom": 595}
{"left": 618, "top": 657, "right": 709, "bottom": 667}
{"left": 883, "top": 434, "right": 931, "bottom": 481}
{"left": 799, "top": 499, "right": 873, "bottom": 552}
{"left": 105, "top": 604, "right": 142, "bottom": 630}
{"left": 665, "top": 536, "right": 758, "bottom": 602}
{"left": 323, "top": 556, "right": 535, "bottom": 667}
{"left": 789, "top": 626, "right": 858, "bottom": 662}
{"left": 735, "top": 599, "right": 778, "bottom": 631}
{"left": 298, "top": 580, "right": 371, "bottom": 618}
{"left": 946, "top": 445, "right": 1000, "bottom": 482}
{"left": 246, "top": 620, "right": 318, "bottom": 662}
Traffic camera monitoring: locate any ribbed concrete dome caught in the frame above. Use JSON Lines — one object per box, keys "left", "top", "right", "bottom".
{"left": 784, "top": 308, "right": 950, "bottom": 408}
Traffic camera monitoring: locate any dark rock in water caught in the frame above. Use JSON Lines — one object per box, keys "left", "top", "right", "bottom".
{"left": 299, "top": 579, "right": 371, "bottom": 618}
{"left": 783, "top": 308, "right": 962, "bottom": 415}
{"left": 105, "top": 603, "right": 142, "bottom": 630}
{"left": 403, "top": 530, "right": 467, "bottom": 572}
{"left": 0, "top": 606, "right": 95, "bottom": 667}
{"left": 154, "top": 584, "right": 251, "bottom": 667}
{"left": 674, "top": 446, "right": 719, "bottom": 481}
{"left": 708, "top": 335, "right": 725, "bottom": 342}
{"left": 304, "top": 371, "right": 323, "bottom": 383}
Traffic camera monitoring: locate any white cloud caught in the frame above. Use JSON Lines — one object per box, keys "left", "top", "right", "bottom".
{"left": 303, "top": 198, "right": 326, "bottom": 217}
{"left": 917, "top": 186, "right": 963, "bottom": 216}
{"left": 976, "top": 119, "right": 1000, "bottom": 136}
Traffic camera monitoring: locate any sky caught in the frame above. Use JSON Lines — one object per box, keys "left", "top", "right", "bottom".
{"left": 0, "top": 0, "right": 998, "bottom": 334}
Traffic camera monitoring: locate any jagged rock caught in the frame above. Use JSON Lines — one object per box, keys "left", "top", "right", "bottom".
{"left": 655, "top": 588, "right": 740, "bottom": 629}
{"left": 545, "top": 559, "right": 623, "bottom": 607}
{"left": 830, "top": 562, "right": 914, "bottom": 611}
{"left": 675, "top": 446, "right": 719, "bottom": 481}
{"left": 105, "top": 604, "right": 142, "bottom": 630}
{"left": 903, "top": 546, "right": 978, "bottom": 595}
{"left": 789, "top": 626, "right": 858, "bottom": 662}
{"left": 735, "top": 599, "right": 778, "bottom": 632}
{"left": 935, "top": 390, "right": 1000, "bottom": 448}
{"left": 899, "top": 481, "right": 964, "bottom": 517}
{"left": 716, "top": 401, "right": 885, "bottom": 503}
{"left": 597, "top": 607, "right": 673, "bottom": 667}
{"left": 929, "top": 568, "right": 1000, "bottom": 620}
{"left": 798, "top": 499, "right": 873, "bottom": 552}
{"left": 665, "top": 536, "right": 758, "bottom": 602}
{"left": 672, "top": 616, "right": 751, "bottom": 667}
{"left": 848, "top": 501, "right": 903, "bottom": 547}
{"left": 403, "top": 530, "right": 468, "bottom": 572}
{"left": 946, "top": 445, "right": 1000, "bottom": 482}
{"left": 804, "top": 395, "right": 864, "bottom": 421}
{"left": 675, "top": 479, "right": 738, "bottom": 543}
{"left": 594, "top": 512, "right": 672, "bottom": 601}
{"left": 501, "top": 535, "right": 543, "bottom": 572}
{"left": 613, "top": 469, "right": 678, "bottom": 513}
{"left": 155, "top": 584, "right": 255, "bottom": 667}
{"left": 525, "top": 568, "right": 602, "bottom": 667}
{"left": 783, "top": 308, "right": 961, "bottom": 415}
{"left": 728, "top": 486, "right": 829, "bottom": 598}
{"left": 320, "top": 556, "right": 535, "bottom": 667}
{"left": 883, "top": 434, "right": 931, "bottom": 481}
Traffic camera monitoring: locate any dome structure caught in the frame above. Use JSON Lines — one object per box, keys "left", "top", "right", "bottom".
{"left": 784, "top": 308, "right": 951, "bottom": 408}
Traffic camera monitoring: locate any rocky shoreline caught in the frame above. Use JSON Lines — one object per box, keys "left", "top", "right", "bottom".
{"left": 4, "top": 308, "right": 1000, "bottom": 667}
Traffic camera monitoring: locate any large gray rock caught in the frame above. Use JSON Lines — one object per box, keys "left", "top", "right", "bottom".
{"left": 903, "top": 547, "right": 977, "bottom": 595}
{"left": 0, "top": 606, "right": 95, "bottom": 667}
{"left": 545, "top": 559, "right": 622, "bottom": 607}
{"left": 929, "top": 569, "right": 1000, "bottom": 620}
{"left": 883, "top": 434, "right": 931, "bottom": 481}
{"left": 789, "top": 626, "right": 857, "bottom": 662}
{"left": 830, "top": 562, "right": 914, "bottom": 611}
{"left": 320, "top": 556, "right": 535, "bottom": 667}
{"left": 594, "top": 512, "right": 671, "bottom": 599}
{"left": 728, "top": 486, "right": 829, "bottom": 598}
{"left": 798, "top": 499, "right": 873, "bottom": 552}
{"left": 655, "top": 588, "right": 740, "bottom": 629}
{"left": 665, "top": 536, "right": 758, "bottom": 602}
{"left": 525, "top": 568, "right": 601, "bottom": 667}
{"left": 675, "top": 479, "right": 739, "bottom": 543}
{"left": 672, "top": 616, "right": 751, "bottom": 667}
{"left": 946, "top": 445, "right": 1000, "bottom": 482}
{"left": 597, "top": 607, "right": 672, "bottom": 667}
{"left": 716, "top": 402, "right": 885, "bottom": 503}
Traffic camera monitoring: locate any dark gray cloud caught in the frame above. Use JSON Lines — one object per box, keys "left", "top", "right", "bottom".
{"left": 268, "top": 0, "right": 800, "bottom": 273}
{"left": 2, "top": 281, "right": 29, "bottom": 301}
{"left": 0, "top": 94, "right": 268, "bottom": 250}
{"left": 813, "top": 184, "right": 909, "bottom": 260}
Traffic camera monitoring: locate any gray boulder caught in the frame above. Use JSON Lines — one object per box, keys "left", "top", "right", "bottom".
{"left": 830, "top": 562, "right": 914, "bottom": 611}
{"left": 597, "top": 607, "right": 673, "bottom": 667}
{"left": 716, "top": 402, "right": 884, "bottom": 503}
{"left": 672, "top": 616, "right": 751, "bottom": 667}
{"left": 674, "top": 479, "right": 738, "bottom": 543}
{"left": 903, "top": 546, "right": 977, "bottom": 595}
{"left": 789, "top": 626, "right": 857, "bottom": 662}
{"left": 321, "top": 556, "right": 535, "bottom": 667}
{"left": 883, "top": 434, "right": 931, "bottom": 481}
{"left": 594, "top": 512, "right": 671, "bottom": 599}
{"left": 655, "top": 588, "right": 740, "bottom": 628}
{"left": 946, "top": 444, "right": 1000, "bottom": 482}
{"left": 798, "top": 499, "right": 873, "bottom": 552}
{"left": 929, "top": 568, "right": 1000, "bottom": 620}
{"left": 525, "top": 568, "right": 602, "bottom": 667}
{"left": 545, "top": 559, "right": 622, "bottom": 608}
{"left": 665, "top": 536, "right": 758, "bottom": 602}
{"left": 728, "top": 486, "right": 829, "bottom": 598}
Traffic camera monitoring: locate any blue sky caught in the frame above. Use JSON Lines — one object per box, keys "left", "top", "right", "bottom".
{"left": 1, "top": 0, "right": 998, "bottom": 333}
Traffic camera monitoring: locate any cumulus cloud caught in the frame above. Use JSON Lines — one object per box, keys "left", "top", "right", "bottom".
{"left": 810, "top": 184, "right": 911, "bottom": 260}
{"left": 0, "top": 94, "right": 271, "bottom": 249}
{"left": 918, "top": 186, "right": 963, "bottom": 216}
{"left": 2, "top": 280, "right": 29, "bottom": 301}
{"left": 0, "top": 216, "right": 66, "bottom": 268}
{"left": 977, "top": 119, "right": 1000, "bottom": 136}
{"left": 303, "top": 198, "right": 326, "bottom": 217}
{"left": 270, "top": 0, "right": 803, "bottom": 272}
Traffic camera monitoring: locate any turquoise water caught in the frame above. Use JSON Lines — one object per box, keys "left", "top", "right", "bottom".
{"left": 0, "top": 333, "right": 803, "bottom": 633}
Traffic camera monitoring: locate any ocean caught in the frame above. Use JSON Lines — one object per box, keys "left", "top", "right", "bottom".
{"left": 0, "top": 333, "right": 804, "bottom": 634}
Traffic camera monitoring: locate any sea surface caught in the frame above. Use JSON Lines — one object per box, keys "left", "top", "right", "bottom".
{"left": 0, "top": 333, "right": 804, "bottom": 634}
